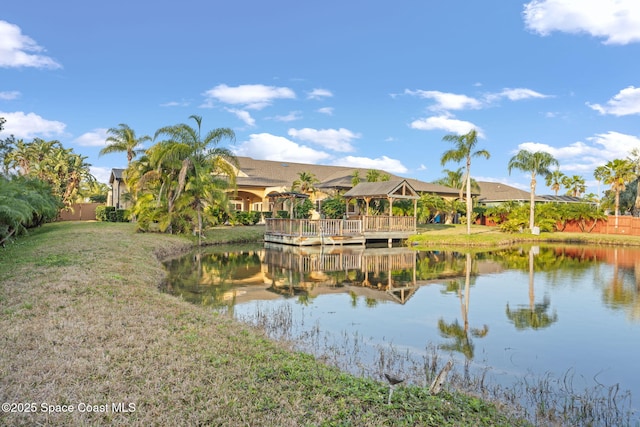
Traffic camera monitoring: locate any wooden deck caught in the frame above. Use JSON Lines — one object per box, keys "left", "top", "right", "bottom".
{"left": 264, "top": 216, "right": 416, "bottom": 246}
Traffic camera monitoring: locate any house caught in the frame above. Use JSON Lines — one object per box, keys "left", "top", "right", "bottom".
{"left": 229, "top": 156, "right": 461, "bottom": 213}
{"left": 107, "top": 168, "right": 129, "bottom": 209}
{"left": 106, "top": 156, "right": 463, "bottom": 212}
{"left": 476, "top": 181, "right": 582, "bottom": 207}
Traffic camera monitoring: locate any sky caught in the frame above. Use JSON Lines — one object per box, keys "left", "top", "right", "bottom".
{"left": 2, "top": 0, "right": 640, "bottom": 197}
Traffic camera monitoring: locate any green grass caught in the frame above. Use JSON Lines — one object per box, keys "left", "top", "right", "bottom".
{"left": 0, "top": 221, "right": 529, "bottom": 426}
{"left": 409, "top": 223, "right": 640, "bottom": 249}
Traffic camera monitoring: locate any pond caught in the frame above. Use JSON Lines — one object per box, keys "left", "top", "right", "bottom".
{"left": 161, "top": 243, "right": 640, "bottom": 425}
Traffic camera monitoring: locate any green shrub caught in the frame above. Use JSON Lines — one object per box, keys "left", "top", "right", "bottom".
{"left": 276, "top": 210, "right": 289, "bottom": 219}
{"left": 95, "top": 205, "right": 106, "bottom": 221}
{"left": 96, "top": 206, "right": 128, "bottom": 222}
{"left": 231, "top": 211, "right": 261, "bottom": 225}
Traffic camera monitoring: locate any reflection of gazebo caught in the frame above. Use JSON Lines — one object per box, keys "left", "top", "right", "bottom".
{"left": 266, "top": 191, "right": 310, "bottom": 219}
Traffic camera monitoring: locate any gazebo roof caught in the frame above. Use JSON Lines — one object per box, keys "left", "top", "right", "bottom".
{"left": 342, "top": 180, "right": 419, "bottom": 200}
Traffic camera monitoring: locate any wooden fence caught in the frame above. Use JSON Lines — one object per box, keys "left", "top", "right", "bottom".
{"left": 562, "top": 215, "right": 640, "bottom": 236}
{"left": 57, "top": 203, "right": 102, "bottom": 221}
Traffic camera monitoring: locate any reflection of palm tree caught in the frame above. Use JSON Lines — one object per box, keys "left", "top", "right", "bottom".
{"left": 438, "top": 253, "right": 489, "bottom": 361}
{"left": 505, "top": 247, "right": 558, "bottom": 330}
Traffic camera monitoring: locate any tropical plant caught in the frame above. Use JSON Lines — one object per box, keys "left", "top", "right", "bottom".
{"left": 594, "top": 158, "right": 635, "bottom": 228}
{"left": 100, "top": 123, "right": 151, "bottom": 165}
{"left": 628, "top": 148, "right": 640, "bottom": 216}
{"left": 291, "top": 171, "right": 319, "bottom": 195}
{"left": 320, "top": 196, "right": 346, "bottom": 219}
{"left": 562, "top": 175, "right": 586, "bottom": 197}
{"left": 507, "top": 149, "right": 558, "bottom": 231}
{"left": 0, "top": 175, "right": 60, "bottom": 245}
{"left": 129, "top": 115, "right": 237, "bottom": 237}
{"left": 545, "top": 168, "right": 565, "bottom": 196}
{"left": 433, "top": 167, "right": 481, "bottom": 201}
{"left": 351, "top": 170, "right": 361, "bottom": 187}
{"left": 441, "top": 129, "right": 490, "bottom": 235}
{"left": 4, "top": 138, "right": 95, "bottom": 208}
{"left": 417, "top": 193, "right": 446, "bottom": 224}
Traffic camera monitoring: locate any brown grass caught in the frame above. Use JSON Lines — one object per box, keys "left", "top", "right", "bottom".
{"left": 0, "top": 222, "right": 527, "bottom": 426}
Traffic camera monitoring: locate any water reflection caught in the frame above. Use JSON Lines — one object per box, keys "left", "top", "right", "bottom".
{"left": 163, "top": 243, "right": 640, "bottom": 424}
{"left": 162, "top": 244, "right": 640, "bottom": 323}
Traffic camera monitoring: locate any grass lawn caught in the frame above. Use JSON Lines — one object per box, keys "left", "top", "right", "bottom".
{"left": 409, "top": 223, "right": 640, "bottom": 249}
{"left": 0, "top": 221, "right": 529, "bottom": 426}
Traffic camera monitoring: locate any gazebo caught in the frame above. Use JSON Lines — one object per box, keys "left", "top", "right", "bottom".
{"left": 343, "top": 179, "right": 418, "bottom": 221}
{"left": 264, "top": 180, "right": 419, "bottom": 246}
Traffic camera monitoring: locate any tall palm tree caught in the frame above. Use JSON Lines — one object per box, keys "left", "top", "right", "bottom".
{"left": 545, "top": 168, "right": 565, "bottom": 196}
{"left": 562, "top": 175, "right": 586, "bottom": 197}
{"left": 507, "top": 149, "right": 559, "bottom": 231}
{"left": 152, "top": 115, "right": 236, "bottom": 234}
{"left": 100, "top": 123, "right": 151, "bottom": 165}
{"left": 441, "top": 129, "right": 490, "bottom": 234}
{"left": 593, "top": 158, "right": 635, "bottom": 229}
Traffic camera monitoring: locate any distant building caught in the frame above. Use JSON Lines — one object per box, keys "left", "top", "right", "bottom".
{"left": 107, "top": 168, "right": 128, "bottom": 209}
{"left": 477, "top": 181, "right": 582, "bottom": 207}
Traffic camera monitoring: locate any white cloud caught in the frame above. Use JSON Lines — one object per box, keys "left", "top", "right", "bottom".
{"left": 0, "top": 111, "right": 66, "bottom": 139}
{"left": 307, "top": 88, "right": 333, "bottom": 100}
{"left": 588, "top": 86, "right": 640, "bottom": 116}
{"left": 485, "top": 88, "right": 550, "bottom": 102}
{"left": 410, "top": 114, "right": 484, "bottom": 137}
{"left": 233, "top": 133, "right": 331, "bottom": 164}
{"left": 225, "top": 108, "right": 255, "bottom": 127}
{"left": 90, "top": 166, "right": 113, "bottom": 184}
{"left": 332, "top": 155, "right": 408, "bottom": 174}
{"left": 160, "top": 100, "right": 190, "bottom": 107}
{"left": 405, "top": 89, "right": 482, "bottom": 111}
{"left": 274, "top": 111, "right": 302, "bottom": 122}
{"left": 0, "top": 91, "right": 20, "bottom": 100}
{"left": 0, "top": 20, "right": 61, "bottom": 68}
{"left": 317, "top": 107, "right": 334, "bottom": 115}
{"left": 516, "top": 131, "right": 640, "bottom": 173}
{"left": 288, "top": 127, "right": 360, "bottom": 152}
{"left": 523, "top": 0, "right": 640, "bottom": 45}
{"left": 74, "top": 128, "right": 109, "bottom": 147}
{"left": 203, "top": 84, "right": 295, "bottom": 110}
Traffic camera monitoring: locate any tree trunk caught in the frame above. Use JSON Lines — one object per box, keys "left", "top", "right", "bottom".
{"left": 529, "top": 175, "right": 536, "bottom": 231}
{"left": 466, "top": 159, "right": 472, "bottom": 235}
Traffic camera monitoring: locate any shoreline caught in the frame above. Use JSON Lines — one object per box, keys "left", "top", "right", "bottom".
{"left": 0, "top": 222, "right": 528, "bottom": 426}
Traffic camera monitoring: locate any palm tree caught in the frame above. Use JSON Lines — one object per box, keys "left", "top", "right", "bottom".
{"left": 507, "top": 149, "right": 558, "bottom": 231}
{"left": 628, "top": 148, "right": 640, "bottom": 216}
{"left": 292, "top": 171, "right": 319, "bottom": 194}
{"left": 562, "top": 175, "right": 586, "bottom": 197}
{"left": 593, "top": 158, "right": 635, "bottom": 229}
{"left": 366, "top": 169, "right": 381, "bottom": 182}
{"left": 351, "top": 170, "right": 361, "bottom": 187}
{"left": 545, "top": 168, "right": 565, "bottom": 196}
{"left": 100, "top": 124, "right": 151, "bottom": 165}
{"left": 153, "top": 115, "right": 236, "bottom": 235}
{"left": 434, "top": 167, "right": 480, "bottom": 200}
{"left": 441, "top": 129, "right": 490, "bottom": 234}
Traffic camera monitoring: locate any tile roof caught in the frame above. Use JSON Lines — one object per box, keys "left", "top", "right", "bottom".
{"left": 343, "top": 180, "right": 418, "bottom": 199}
{"left": 235, "top": 156, "right": 460, "bottom": 196}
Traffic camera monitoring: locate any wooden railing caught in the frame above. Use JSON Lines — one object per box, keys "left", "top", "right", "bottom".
{"left": 265, "top": 216, "right": 416, "bottom": 238}
{"left": 265, "top": 218, "right": 363, "bottom": 237}
{"left": 360, "top": 215, "right": 416, "bottom": 233}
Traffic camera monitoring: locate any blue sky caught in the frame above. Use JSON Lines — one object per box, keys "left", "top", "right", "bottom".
{"left": 2, "top": 1, "right": 640, "bottom": 196}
